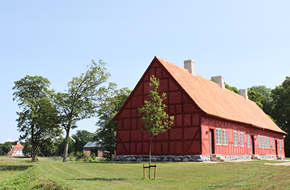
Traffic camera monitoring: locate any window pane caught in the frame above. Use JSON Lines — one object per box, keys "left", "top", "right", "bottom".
{"left": 216, "top": 129, "right": 222, "bottom": 145}
{"left": 223, "top": 130, "right": 228, "bottom": 145}
{"left": 240, "top": 133, "right": 244, "bottom": 147}
{"left": 234, "top": 131, "right": 238, "bottom": 146}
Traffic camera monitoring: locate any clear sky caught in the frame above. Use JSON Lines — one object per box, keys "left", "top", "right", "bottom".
{"left": 1, "top": 1, "right": 289, "bottom": 143}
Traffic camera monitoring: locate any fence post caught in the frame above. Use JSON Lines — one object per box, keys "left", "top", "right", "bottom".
{"left": 143, "top": 164, "right": 146, "bottom": 179}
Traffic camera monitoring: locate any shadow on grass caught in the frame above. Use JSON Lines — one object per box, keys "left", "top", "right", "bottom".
{"left": 72, "top": 177, "right": 125, "bottom": 181}
{"left": 69, "top": 161, "right": 141, "bottom": 165}
{"left": 0, "top": 165, "right": 33, "bottom": 171}
{"left": 73, "top": 161, "right": 172, "bottom": 165}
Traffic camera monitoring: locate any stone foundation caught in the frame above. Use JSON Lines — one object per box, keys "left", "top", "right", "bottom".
{"left": 223, "top": 155, "right": 252, "bottom": 161}
{"left": 114, "top": 155, "right": 211, "bottom": 162}
{"left": 114, "top": 154, "right": 279, "bottom": 162}
{"left": 259, "top": 155, "right": 278, "bottom": 160}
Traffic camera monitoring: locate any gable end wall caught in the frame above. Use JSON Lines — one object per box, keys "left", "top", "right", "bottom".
{"left": 116, "top": 59, "right": 203, "bottom": 156}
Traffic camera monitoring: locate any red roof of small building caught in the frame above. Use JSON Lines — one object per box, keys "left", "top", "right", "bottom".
{"left": 7, "top": 150, "right": 15, "bottom": 155}
{"left": 155, "top": 56, "right": 286, "bottom": 134}
{"left": 12, "top": 142, "right": 24, "bottom": 150}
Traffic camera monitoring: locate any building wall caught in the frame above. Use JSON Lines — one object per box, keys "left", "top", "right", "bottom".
{"left": 116, "top": 59, "right": 203, "bottom": 156}
{"left": 201, "top": 116, "right": 285, "bottom": 157}
{"left": 116, "top": 58, "right": 285, "bottom": 158}
{"left": 11, "top": 147, "right": 24, "bottom": 157}
{"left": 97, "top": 150, "right": 104, "bottom": 157}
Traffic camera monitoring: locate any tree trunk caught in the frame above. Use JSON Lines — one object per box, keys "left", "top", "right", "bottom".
{"left": 63, "top": 127, "right": 70, "bottom": 162}
{"left": 149, "top": 133, "right": 152, "bottom": 179}
{"left": 109, "top": 143, "right": 112, "bottom": 161}
{"left": 31, "top": 145, "right": 36, "bottom": 162}
{"left": 31, "top": 124, "right": 36, "bottom": 162}
{"left": 149, "top": 134, "right": 152, "bottom": 166}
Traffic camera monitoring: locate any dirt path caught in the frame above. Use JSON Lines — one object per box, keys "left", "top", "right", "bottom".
{"left": 265, "top": 161, "right": 290, "bottom": 166}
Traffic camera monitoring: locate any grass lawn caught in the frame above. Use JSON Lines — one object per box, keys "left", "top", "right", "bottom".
{"left": 0, "top": 158, "right": 33, "bottom": 184}
{"left": 1, "top": 156, "right": 290, "bottom": 189}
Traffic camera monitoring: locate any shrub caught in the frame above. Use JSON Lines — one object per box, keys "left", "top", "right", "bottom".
{"left": 90, "top": 153, "right": 96, "bottom": 160}
{"left": 68, "top": 153, "right": 74, "bottom": 161}
{"left": 87, "top": 156, "right": 93, "bottom": 162}
{"left": 75, "top": 151, "right": 86, "bottom": 160}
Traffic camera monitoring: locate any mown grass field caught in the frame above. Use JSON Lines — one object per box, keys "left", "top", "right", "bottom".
{"left": 1, "top": 156, "right": 290, "bottom": 189}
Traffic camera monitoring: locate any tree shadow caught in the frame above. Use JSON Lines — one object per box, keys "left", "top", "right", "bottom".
{"left": 78, "top": 161, "right": 151, "bottom": 165}
{"left": 0, "top": 165, "right": 33, "bottom": 171}
{"left": 72, "top": 177, "right": 125, "bottom": 181}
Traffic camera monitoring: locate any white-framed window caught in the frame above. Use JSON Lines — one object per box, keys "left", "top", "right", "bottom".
{"left": 240, "top": 132, "right": 244, "bottom": 147}
{"left": 258, "top": 136, "right": 261, "bottom": 148}
{"left": 279, "top": 140, "right": 282, "bottom": 150}
{"left": 234, "top": 131, "right": 238, "bottom": 146}
{"left": 247, "top": 134, "right": 250, "bottom": 148}
{"left": 272, "top": 138, "right": 275, "bottom": 149}
{"left": 262, "top": 136, "right": 264, "bottom": 148}
{"left": 222, "top": 130, "right": 228, "bottom": 145}
{"left": 216, "top": 128, "right": 222, "bottom": 145}
{"left": 267, "top": 137, "right": 270, "bottom": 149}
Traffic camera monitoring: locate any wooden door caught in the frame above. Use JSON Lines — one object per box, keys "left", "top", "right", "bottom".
{"left": 210, "top": 129, "right": 215, "bottom": 154}
{"left": 251, "top": 135, "right": 255, "bottom": 154}
{"left": 275, "top": 140, "right": 278, "bottom": 156}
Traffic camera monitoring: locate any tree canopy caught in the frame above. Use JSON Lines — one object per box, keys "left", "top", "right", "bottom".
{"left": 271, "top": 77, "right": 290, "bottom": 156}
{"left": 248, "top": 86, "right": 274, "bottom": 117}
{"left": 55, "top": 60, "right": 115, "bottom": 162}
{"left": 13, "top": 75, "right": 61, "bottom": 161}
{"left": 72, "top": 130, "right": 94, "bottom": 153}
{"left": 0, "top": 142, "right": 12, "bottom": 156}
{"left": 138, "top": 75, "right": 174, "bottom": 167}
{"left": 95, "top": 87, "right": 131, "bottom": 160}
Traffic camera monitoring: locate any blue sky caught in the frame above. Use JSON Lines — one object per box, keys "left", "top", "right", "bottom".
{"left": 1, "top": 1, "right": 289, "bottom": 143}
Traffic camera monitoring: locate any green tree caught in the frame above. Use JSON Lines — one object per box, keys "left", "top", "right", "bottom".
{"left": 13, "top": 75, "right": 61, "bottom": 161}
{"left": 248, "top": 85, "right": 271, "bottom": 98}
{"left": 95, "top": 87, "right": 131, "bottom": 160}
{"left": 23, "top": 139, "right": 33, "bottom": 156}
{"left": 138, "top": 75, "right": 174, "bottom": 170}
{"left": 225, "top": 84, "right": 239, "bottom": 94}
{"left": 248, "top": 90, "right": 264, "bottom": 109}
{"left": 39, "top": 139, "right": 58, "bottom": 157}
{"left": 72, "top": 130, "right": 94, "bottom": 153}
{"left": 55, "top": 60, "right": 115, "bottom": 162}
{"left": 248, "top": 86, "right": 274, "bottom": 116}
{"left": 271, "top": 77, "right": 290, "bottom": 156}
{"left": 55, "top": 137, "right": 74, "bottom": 156}
{"left": 0, "top": 145, "right": 4, "bottom": 155}
{"left": 0, "top": 142, "right": 12, "bottom": 155}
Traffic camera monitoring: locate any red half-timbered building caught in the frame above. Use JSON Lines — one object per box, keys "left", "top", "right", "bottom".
{"left": 114, "top": 57, "right": 286, "bottom": 161}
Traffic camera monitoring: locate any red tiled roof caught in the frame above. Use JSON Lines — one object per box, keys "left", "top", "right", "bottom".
{"left": 7, "top": 150, "right": 15, "bottom": 155}
{"left": 12, "top": 143, "right": 24, "bottom": 149}
{"left": 156, "top": 56, "right": 286, "bottom": 134}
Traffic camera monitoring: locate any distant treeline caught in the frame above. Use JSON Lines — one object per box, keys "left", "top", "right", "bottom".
{"left": 0, "top": 130, "right": 94, "bottom": 157}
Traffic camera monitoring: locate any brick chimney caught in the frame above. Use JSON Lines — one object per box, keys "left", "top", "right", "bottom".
{"left": 240, "top": 89, "right": 248, "bottom": 100}
{"left": 184, "top": 59, "right": 196, "bottom": 76}
{"left": 215, "top": 76, "right": 225, "bottom": 89}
